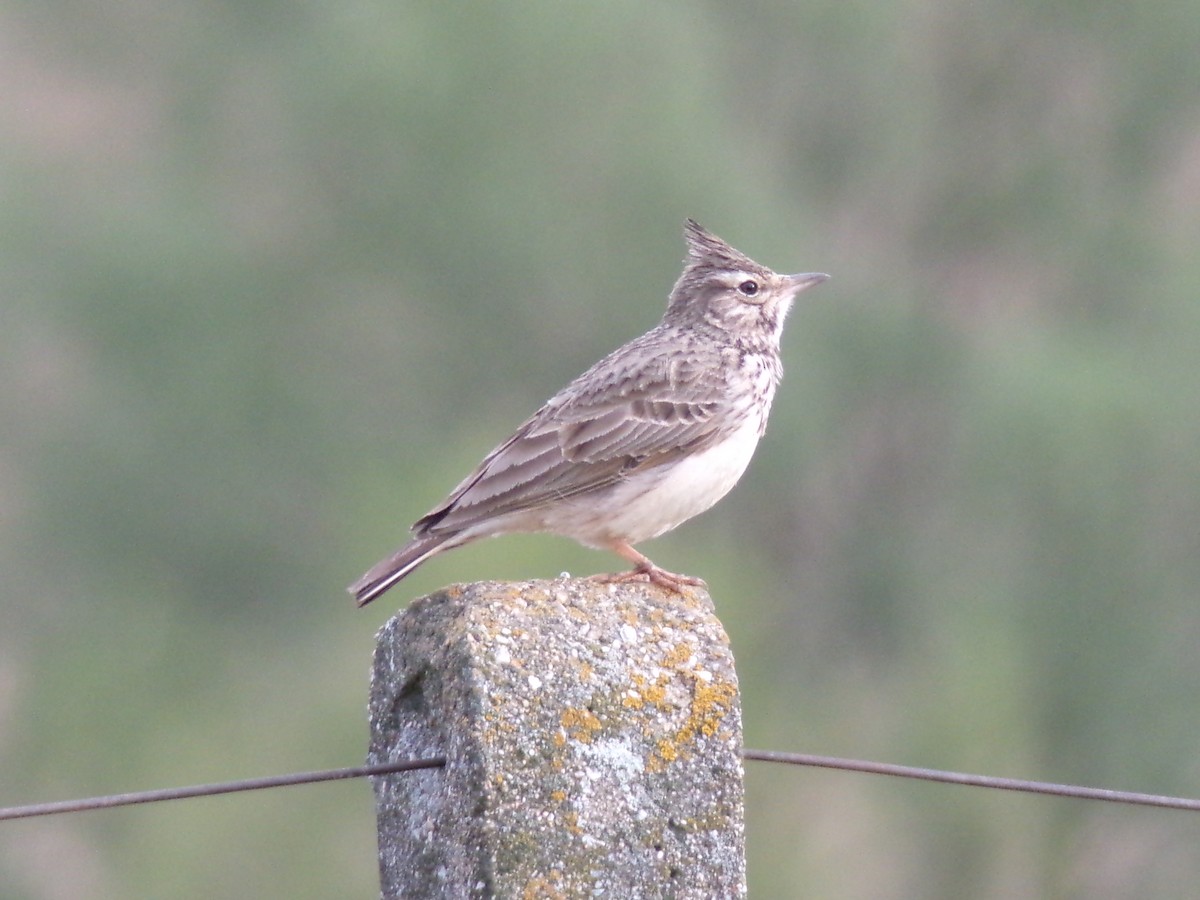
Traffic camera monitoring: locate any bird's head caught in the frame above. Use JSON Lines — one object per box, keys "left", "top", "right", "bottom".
{"left": 665, "top": 219, "right": 827, "bottom": 347}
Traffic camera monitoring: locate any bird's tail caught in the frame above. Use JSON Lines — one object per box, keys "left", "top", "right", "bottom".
{"left": 348, "top": 533, "right": 454, "bottom": 607}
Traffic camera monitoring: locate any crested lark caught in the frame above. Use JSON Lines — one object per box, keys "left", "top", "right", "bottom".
{"left": 350, "top": 220, "right": 827, "bottom": 606}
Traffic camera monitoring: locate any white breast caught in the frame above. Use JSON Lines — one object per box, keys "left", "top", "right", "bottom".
{"left": 550, "top": 412, "right": 765, "bottom": 547}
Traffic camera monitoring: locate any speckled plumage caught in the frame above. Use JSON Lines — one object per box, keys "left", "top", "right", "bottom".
{"left": 350, "top": 220, "right": 827, "bottom": 606}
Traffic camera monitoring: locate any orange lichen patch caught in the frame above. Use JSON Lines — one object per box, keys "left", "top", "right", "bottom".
{"left": 628, "top": 672, "right": 676, "bottom": 715}
{"left": 559, "top": 707, "right": 602, "bottom": 743}
{"left": 660, "top": 641, "right": 695, "bottom": 670}
{"left": 563, "top": 602, "right": 591, "bottom": 621}
{"left": 550, "top": 789, "right": 567, "bottom": 804}
{"left": 644, "top": 673, "right": 737, "bottom": 772}
{"left": 623, "top": 671, "right": 673, "bottom": 712}
{"left": 575, "top": 660, "right": 594, "bottom": 682}
{"left": 679, "top": 678, "right": 737, "bottom": 743}
{"left": 486, "top": 712, "right": 518, "bottom": 733}
{"left": 646, "top": 735, "right": 680, "bottom": 773}
{"left": 522, "top": 876, "right": 567, "bottom": 900}
{"left": 641, "top": 678, "right": 670, "bottom": 709}
{"left": 563, "top": 810, "right": 582, "bottom": 835}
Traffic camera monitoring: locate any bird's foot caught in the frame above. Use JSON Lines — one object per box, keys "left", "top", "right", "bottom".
{"left": 590, "top": 565, "right": 706, "bottom": 594}
{"left": 593, "top": 541, "right": 707, "bottom": 593}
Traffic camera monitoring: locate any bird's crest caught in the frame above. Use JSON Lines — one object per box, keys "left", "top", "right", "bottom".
{"left": 682, "top": 219, "right": 765, "bottom": 275}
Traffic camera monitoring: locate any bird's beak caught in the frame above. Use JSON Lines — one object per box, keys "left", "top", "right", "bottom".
{"left": 785, "top": 272, "right": 830, "bottom": 295}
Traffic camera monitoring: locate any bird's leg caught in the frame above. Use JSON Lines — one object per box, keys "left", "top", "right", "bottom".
{"left": 590, "top": 541, "right": 707, "bottom": 593}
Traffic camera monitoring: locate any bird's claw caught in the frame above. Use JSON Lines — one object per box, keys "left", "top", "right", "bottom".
{"left": 589, "top": 566, "right": 706, "bottom": 594}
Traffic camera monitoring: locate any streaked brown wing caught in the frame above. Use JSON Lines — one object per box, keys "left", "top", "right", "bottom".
{"left": 414, "top": 344, "right": 731, "bottom": 536}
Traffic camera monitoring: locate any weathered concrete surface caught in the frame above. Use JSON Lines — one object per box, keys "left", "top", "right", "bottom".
{"left": 368, "top": 578, "right": 745, "bottom": 899}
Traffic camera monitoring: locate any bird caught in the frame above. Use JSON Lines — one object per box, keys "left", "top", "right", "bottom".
{"left": 349, "top": 219, "right": 827, "bottom": 607}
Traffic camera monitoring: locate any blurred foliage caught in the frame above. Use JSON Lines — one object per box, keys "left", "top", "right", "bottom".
{"left": 2, "top": 0, "right": 1200, "bottom": 897}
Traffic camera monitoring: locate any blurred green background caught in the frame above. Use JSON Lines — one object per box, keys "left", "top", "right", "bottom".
{"left": 3, "top": 1, "right": 1200, "bottom": 897}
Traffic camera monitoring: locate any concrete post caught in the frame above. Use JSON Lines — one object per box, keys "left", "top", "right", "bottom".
{"left": 368, "top": 577, "right": 745, "bottom": 898}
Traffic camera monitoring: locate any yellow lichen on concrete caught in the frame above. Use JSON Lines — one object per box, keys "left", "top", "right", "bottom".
{"left": 660, "top": 640, "right": 696, "bottom": 670}
{"left": 641, "top": 677, "right": 670, "bottom": 709}
{"left": 643, "top": 667, "right": 738, "bottom": 772}
{"left": 680, "top": 677, "right": 737, "bottom": 742}
{"left": 622, "top": 671, "right": 672, "bottom": 713}
{"left": 522, "top": 876, "right": 567, "bottom": 900}
{"left": 559, "top": 706, "right": 602, "bottom": 743}
{"left": 656, "top": 738, "right": 678, "bottom": 763}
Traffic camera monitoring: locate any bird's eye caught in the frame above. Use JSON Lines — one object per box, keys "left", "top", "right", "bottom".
{"left": 737, "top": 280, "right": 760, "bottom": 297}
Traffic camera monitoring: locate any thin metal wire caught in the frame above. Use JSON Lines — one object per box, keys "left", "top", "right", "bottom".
{"left": 742, "top": 749, "right": 1200, "bottom": 811}
{"left": 4, "top": 748, "right": 1198, "bottom": 822}
{"left": 0, "top": 757, "right": 446, "bottom": 821}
